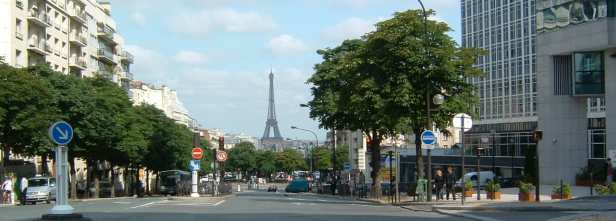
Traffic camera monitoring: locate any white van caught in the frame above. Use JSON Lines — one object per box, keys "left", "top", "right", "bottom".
{"left": 455, "top": 171, "right": 495, "bottom": 188}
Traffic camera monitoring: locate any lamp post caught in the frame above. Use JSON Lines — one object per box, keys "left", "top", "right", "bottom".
{"left": 290, "top": 126, "right": 317, "bottom": 172}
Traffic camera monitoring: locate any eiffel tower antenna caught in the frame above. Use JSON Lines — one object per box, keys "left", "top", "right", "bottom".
{"left": 262, "top": 69, "right": 282, "bottom": 139}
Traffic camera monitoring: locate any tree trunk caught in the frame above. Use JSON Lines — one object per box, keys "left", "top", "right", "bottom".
{"left": 2, "top": 145, "right": 10, "bottom": 167}
{"left": 69, "top": 157, "right": 77, "bottom": 200}
{"left": 414, "top": 127, "right": 425, "bottom": 180}
{"left": 41, "top": 153, "right": 50, "bottom": 176}
{"left": 369, "top": 133, "right": 381, "bottom": 199}
{"left": 110, "top": 166, "right": 116, "bottom": 198}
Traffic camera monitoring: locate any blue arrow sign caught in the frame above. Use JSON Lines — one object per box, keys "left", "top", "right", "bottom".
{"left": 49, "top": 121, "right": 73, "bottom": 145}
{"left": 189, "top": 160, "right": 200, "bottom": 171}
{"left": 421, "top": 130, "right": 436, "bottom": 146}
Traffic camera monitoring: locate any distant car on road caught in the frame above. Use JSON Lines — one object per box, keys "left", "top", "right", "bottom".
{"left": 25, "top": 177, "right": 56, "bottom": 204}
{"left": 285, "top": 177, "right": 309, "bottom": 193}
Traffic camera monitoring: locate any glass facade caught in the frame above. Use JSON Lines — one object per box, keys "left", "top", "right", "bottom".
{"left": 573, "top": 52, "right": 605, "bottom": 95}
{"left": 462, "top": 0, "right": 537, "bottom": 121}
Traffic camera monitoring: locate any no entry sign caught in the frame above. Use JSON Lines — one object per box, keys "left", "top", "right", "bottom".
{"left": 192, "top": 147, "right": 203, "bottom": 160}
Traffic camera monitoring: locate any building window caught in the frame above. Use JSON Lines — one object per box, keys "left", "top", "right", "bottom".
{"left": 573, "top": 52, "right": 604, "bottom": 95}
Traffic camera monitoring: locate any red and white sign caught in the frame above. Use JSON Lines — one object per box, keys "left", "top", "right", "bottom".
{"left": 192, "top": 147, "right": 203, "bottom": 159}
{"left": 216, "top": 150, "right": 227, "bottom": 162}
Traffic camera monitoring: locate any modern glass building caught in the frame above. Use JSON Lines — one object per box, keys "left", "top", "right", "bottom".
{"left": 460, "top": 0, "right": 538, "bottom": 178}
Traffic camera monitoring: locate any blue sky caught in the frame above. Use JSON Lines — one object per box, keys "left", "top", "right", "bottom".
{"left": 108, "top": 0, "right": 461, "bottom": 140}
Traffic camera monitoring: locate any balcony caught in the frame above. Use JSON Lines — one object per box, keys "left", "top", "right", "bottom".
{"left": 97, "top": 24, "right": 115, "bottom": 43}
{"left": 97, "top": 48, "right": 115, "bottom": 64}
{"left": 27, "top": 10, "right": 50, "bottom": 27}
{"left": 120, "top": 51, "right": 134, "bottom": 64}
{"left": 69, "top": 32, "right": 87, "bottom": 46}
{"left": 27, "top": 37, "right": 49, "bottom": 55}
{"left": 69, "top": 56, "right": 86, "bottom": 69}
{"left": 69, "top": 8, "right": 86, "bottom": 24}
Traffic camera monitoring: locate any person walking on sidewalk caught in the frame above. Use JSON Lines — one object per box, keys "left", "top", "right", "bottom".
{"left": 445, "top": 166, "right": 456, "bottom": 200}
{"left": 2, "top": 177, "right": 14, "bottom": 204}
{"left": 434, "top": 169, "right": 445, "bottom": 200}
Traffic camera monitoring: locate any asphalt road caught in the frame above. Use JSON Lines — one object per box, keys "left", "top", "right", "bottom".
{"left": 0, "top": 191, "right": 469, "bottom": 221}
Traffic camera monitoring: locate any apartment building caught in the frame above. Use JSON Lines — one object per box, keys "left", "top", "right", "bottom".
{"left": 461, "top": 0, "right": 538, "bottom": 178}
{"left": 130, "top": 81, "right": 198, "bottom": 130}
{"left": 0, "top": 0, "right": 133, "bottom": 90}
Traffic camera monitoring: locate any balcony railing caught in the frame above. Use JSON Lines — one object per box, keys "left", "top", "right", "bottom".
{"left": 69, "top": 32, "right": 87, "bottom": 46}
{"left": 97, "top": 48, "right": 115, "bottom": 63}
{"left": 97, "top": 24, "right": 114, "bottom": 42}
{"left": 69, "top": 8, "right": 87, "bottom": 23}
{"left": 27, "top": 10, "right": 50, "bottom": 27}
{"left": 69, "top": 56, "right": 86, "bottom": 68}
{"left": 120, "top": 51, "right": 134, "bottom": 63}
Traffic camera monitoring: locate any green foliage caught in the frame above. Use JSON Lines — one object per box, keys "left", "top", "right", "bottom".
{"left": 552, "top": 183, "right": 572, "bottom": 195}
{"left": 275, "top": 149, "right": 307, "bottom": 173}
{"left": 594, "top": 185, "right": 609, "bottom": 196}
{"left": 306, "top": 9, "right": 483, "bottom": 194}
{"left": 464, "top": 180, "right": 473, "bottom": 190}
{"left": 486, "top": 180, "right": 501, "bottom": 192}
{"left": 519, "top": 182, "right": 535, "bottom": 194}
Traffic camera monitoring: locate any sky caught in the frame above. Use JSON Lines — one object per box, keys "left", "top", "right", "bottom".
{"left": 108, "top": 0, "right": 461, "bottom": 141}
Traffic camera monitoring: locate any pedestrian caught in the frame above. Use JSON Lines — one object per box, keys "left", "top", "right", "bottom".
{"left": 20, "top": 177, "right": 28, "bottom": 205}
{"left": 445, "top": 166, "right": 456, "bottom": 200}
{"left": 434, "top": 169, "right": 445, "bottom": 200}
{"left": 607, "top": 158, "right": 613, "bottom": 185}
{"left": 2, "top": 177, "right": 14, "bottom": 204}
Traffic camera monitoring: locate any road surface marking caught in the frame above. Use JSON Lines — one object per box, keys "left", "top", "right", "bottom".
{"left": 130, "top": 200, "right": 167, "bottom": 209}
{"left": 214, "top": 200, "right": 225, "bottom": 206}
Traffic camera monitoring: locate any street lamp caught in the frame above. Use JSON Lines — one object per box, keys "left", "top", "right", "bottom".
{"left": 290, "top": 126, "right": 317, "bottom": 173}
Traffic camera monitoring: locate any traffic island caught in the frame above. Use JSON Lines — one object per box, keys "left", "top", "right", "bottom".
{"left": 40, "top": 213, "right": 91, "bottom": 221}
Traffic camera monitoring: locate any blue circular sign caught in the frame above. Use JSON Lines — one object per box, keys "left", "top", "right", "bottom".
{"left": 49, "top": 121, "right": 73, "bottom": 145}
{"left": 421, "top": 130, "right": 436, "bottom": 146}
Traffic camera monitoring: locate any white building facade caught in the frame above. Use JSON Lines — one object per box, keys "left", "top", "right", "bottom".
{"left": 0, "top": 0, "right": 133, "bottom": 89}
{"left": 130, "top": 81, "right": 197, "bottom": 129}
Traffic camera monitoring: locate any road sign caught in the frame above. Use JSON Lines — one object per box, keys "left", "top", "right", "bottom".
{"left": 216, "top": 150, "right": 227, "bottom": 162}
{"left": 49, "top": 121, "right": 73, "bottom": 145}
{"left": 192, "top": 147, "right": 203, "bottom": 159}
{"left": 453, "top": 113, "right": 473, "bottom": 132}
{"left": 421, "top": 130, "right": 437, "bottom": 149}
{"left": 189, "top": 160, "right": 200, "bottom": 171}
{"left": 344, "top": 162, "right": 352, "bottom": 171}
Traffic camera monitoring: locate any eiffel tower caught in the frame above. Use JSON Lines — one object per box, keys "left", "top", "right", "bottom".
{"left": 262, "top": 70, "right": 283, "bottom": 144}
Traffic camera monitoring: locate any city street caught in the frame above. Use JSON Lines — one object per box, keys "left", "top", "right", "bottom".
{"left": 0, "top": 192, "right": 467, "bottom": 221}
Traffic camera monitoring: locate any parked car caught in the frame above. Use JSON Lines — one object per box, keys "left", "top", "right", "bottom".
{"left": 455, "top": 171, "right": 495, "bottom": 188}
{"left": 285, "top": 177, "right": 309, "bottom": 193}
{"left": 25, "top": 177, "right": 56, "bottom": 204}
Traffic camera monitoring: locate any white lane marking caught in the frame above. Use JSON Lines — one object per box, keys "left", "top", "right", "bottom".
{"left": 130, "top": 200, "right": 167, "bottom": 209}
{"left": 213, "top": 199, "right": 225, "bottom": 206}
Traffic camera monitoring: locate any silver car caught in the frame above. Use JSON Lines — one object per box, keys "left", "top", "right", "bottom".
{"left": 25, "top": 177, "right": 56, "bottom": 204}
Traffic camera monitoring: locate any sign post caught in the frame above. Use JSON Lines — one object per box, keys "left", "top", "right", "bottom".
{"left": 42, "top": 121, "right": 89, "bottom": 221}
{"left": 190, "top": 148, "right": 203, "bottom": 198}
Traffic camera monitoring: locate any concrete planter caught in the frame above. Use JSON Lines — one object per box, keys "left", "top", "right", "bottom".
{"left": 518, "top": 192, "right": 535, "bottom": 202}
{"left": 487, "top": 191, "right": 501, "bottom": 200}
{"left": 463, "top": 190, "right": 474, "bottom": 197}
{"left": 551, "top": 193, "right": 572, "bottom": 200}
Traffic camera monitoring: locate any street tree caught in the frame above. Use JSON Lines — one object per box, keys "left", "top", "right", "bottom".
{"left": 307, "top": 9, "right": 482, "bottom": 197}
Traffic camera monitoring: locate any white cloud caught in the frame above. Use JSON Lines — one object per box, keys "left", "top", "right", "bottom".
{"left": 322, "top": 17, "right": 375, "bottom": 42}
{"left": 169, "top": 8, "right": 278, "bottom": 37}
{"left": 130, "top": 12, "right": 147, "bottom": 26}
{"left": 265, "top": 34, "right": 308, "bottom": 56}
{"left": 173, "top": 50, "right": 208, "bottom": 64}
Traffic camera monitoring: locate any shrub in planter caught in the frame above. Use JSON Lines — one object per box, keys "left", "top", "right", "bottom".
{"left": 463, "top": 180, "right": 474, "bottom": 197}
{"left": 551, "top": 183, "right": 572, "bottom": 199}
{"left": 486, "top": 180, "right": 501, "bottom": 200}
{"left": 518, "top": 182, "right": 535, "bottom": 202}
{"left": 594, "top": 185, "right": 609, "bottom": 196}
